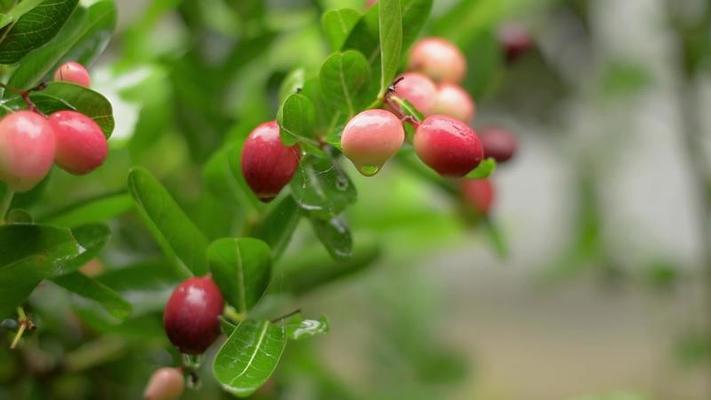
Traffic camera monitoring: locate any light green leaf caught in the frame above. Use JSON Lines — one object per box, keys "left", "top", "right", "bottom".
{"left": 289, "top": 155, "right": 357, "bottom": 217}
{"left": 465, "top": 158, "right": 496, "bottom": 179}
{"left": 277, "top": 93, "right": 316, "bottom": 147}
{"left": 319, "top": 50, "right": 370, "bottom": 116}
{"left": 284, "top": 314, "right": 329, "bottom": 341}
{"left": 39, "top": 192, "right": 132, "bottom": 227}
{"left": 278, "top": 68, "right": 305, "bottom": 104}
{"left": 321, "top": 8, "right": 360, "bottom": 50}
{"left": 378, "top": 0, "right": 402, "bottom": 96}
{"left": 52, "top": 272, "right": 132, "bottom": 320}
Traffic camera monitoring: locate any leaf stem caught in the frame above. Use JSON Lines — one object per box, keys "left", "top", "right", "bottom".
{"left": 0, "top": 188, "right": 14, "bottom": 224}
{"left": 9, "top": 307, "right": 28, "bottom": 349}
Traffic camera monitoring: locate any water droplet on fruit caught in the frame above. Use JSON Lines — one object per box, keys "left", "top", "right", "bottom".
{"left": 358, "top": 165, "right": 380, "bottom": 176}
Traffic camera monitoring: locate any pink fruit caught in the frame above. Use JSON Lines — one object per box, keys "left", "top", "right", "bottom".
{"left": 143, "top": 368, "right": 184, "bottom": 400}
{"left": 0, "top": 111, "right": 56, "bottom": 192}
{"left": 47, "top": 111, "right": 108, "bottom": 175}
{"left": 163, "top": 276, "right": 224, "bottom": 355}
{"left": 53, "top": 61, "right": 91, "bottom": 87}
{"left": 392, "top": 72, "right": 437, "bottom": 115}
{"left": 414, "top": 115, "right": 483, "bottom": 177}
{"left": 460, "top": 179, "right": 494, "bottom": 215}
{"left": 480, "top": 126, "right": 518, "bottom": 163}
{"left": 431, "top": 83, "right": 476, "bottom": 122}
{"left": 341, "top": 109, "right": 404, "bottom": 176}
{"left": 241, "top": 121, "right": 301, "bottom": 202}
{"left": 408, "top": 37, "right": 467, "bottom": 83}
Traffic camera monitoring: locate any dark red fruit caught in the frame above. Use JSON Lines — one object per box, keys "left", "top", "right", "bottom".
{"left": 241, "top": 121, "right": 301, "bottom": 202}
{"left": 163, "top": 276, "right": 224, "bottom": 355}
{"left": 414, "top": 115, "right": 483, "bottom": 177}
{"left": 460, "top": 179, "right": 494, "bottom": 215}
{"left": 480, "top": 126, "right": 518, "bottom": 163}
{"left": 497, "top": 23, "right": 533, "bottom": 64}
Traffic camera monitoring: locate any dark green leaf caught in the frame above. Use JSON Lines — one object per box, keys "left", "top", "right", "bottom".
{"left": 208, "top": 238, "right": 272, "bottom": 314}
{"left": 127, "top": 167, "right": 209, "bottom": 278}
{"left": 319, "top": 50, "right": 370, "bottom": 115}
{"left": 62, "top": 223, "right": 111, "bottom": 274}
{"left": 39, "top": 192, "right": 133, "bottom": 228}
{"left": 52, "top": 272, "right": 132, "bottom": 320}
{"left": 5, "top": 208, "right": 32, "bottom": 224}
{"left": 0, "top": 0, "right": 44, "bottom": 29}
{"left": 252, "top": 195, "right": 301, "bottom": 260}
{"left": 378, "top": 0, "right": 402, "bottom": 96}
{"left": 290, "top": 155, "right": 357, "bottom": 217}
{"left": 309, "top": 213, "right": 352, "bottom": 260}
{"left": 465, "top": 158, "right": 496, "bottom": 179}
{"left": 97, "top": 260, "right": 181, "bottom": 292}
{"left": 213, "top": 319, "right": 287, "bottom": 397}
{"left": 277, "top": 93, "right": 316, "bottom": 146}
{"left": 202, "top": 140, "right": 262, "bottom": 213}
{"left": 284, "top": 314, "right": 329, "bottom": 341}
{"left": 321, "top": 8, "right": 360, "bottom": 50}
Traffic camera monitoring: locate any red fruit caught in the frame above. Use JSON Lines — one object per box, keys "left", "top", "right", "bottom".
{"left": 53, "top": 61, "right": 91, "bottom": 87}
{"left": 392, "top": 72, "right": 437, "bottom": 115}
{"left": 241, "top": 121, "right": 301, "bottom": 202}
{"left": 408, "top": 37, "right": 467, "bottom": 83}
{"left": 431, "top": 83, "right": 476, "bottom": 122}
{"left": 163, "top": 276, "right": 224, "bottom": 355}
{"left": 47, "top": 111, "right": 108, "bottom": 175}
{"left": 460, "top": 179, "right": 494, "bottom": 215}
{"left": 414, "top": 115, "right": 483, "bottom": 177}
{"left": 143, "top": 368, "right": 184, "bottom": 400}
{"left": 0, "top": 111, "right": 55, "bottom": 192}
{"left": 480, "top": 127, "right": 518, "bottom": 163}
{"left": 497, "top": 23, "right": 533, "bottom": 64}
{"left": 341, "top": 109, "right": 404, "bottom": 176}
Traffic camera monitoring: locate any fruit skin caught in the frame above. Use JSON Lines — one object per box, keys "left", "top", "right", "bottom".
{"left": 497, "top": 23, "right": 533, "bottom": 64}
{"left": 53, "top": 61, "right": 91, "bottom": 87}
{"left": 241, "top": 121, "right": 301, "bottom": 202}
{"left": 163, "top": 276, "right": 224, "bottom": 355}
{"left": 0, "top": 111, "right": 56, "bottom": 192}
{"left": 143, "top": 368, "right": 185, "bottom": 400}
{"left": 414, "top": 115, "right": 483, "bottom": 177}
{"left": 480, "top": 127, "right": 518, "bottom": 163}
{"left": 431, "top": 83, "right": 476, "bottom": 122}
{"left": 460, "top": 179, "right": 494, "bottom": 215}
{"left": 47, "top": 111, "right": 108, "bottom": 175}
{"left": 392, "top": 72, "right": 437, "bottom": 115}
{"left": 408, "top": 37, "right": 467, "bottom": 83}
{"left": 341, "top": 109, "right": 404, "bottom": 176}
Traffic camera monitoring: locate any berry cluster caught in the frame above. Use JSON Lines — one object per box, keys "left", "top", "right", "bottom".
{"left": 0, "top": 62, "right": 108, "bottom": 193}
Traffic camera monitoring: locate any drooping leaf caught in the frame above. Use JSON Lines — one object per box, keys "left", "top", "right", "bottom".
{"left": 321, "top": 8, "right": 360, "bottom": 50}
{"left": 465, "top": 158, "right": 496, "bottom": 179}
{"left": 378, "top": 0, "right": 402, "bottom": 96}
{"left": 309, "top": 213, "right": 353, "bottom": 261}
{"left": 289, "top": 155, "right": 357, "bottom": 217}
{"left": 252, "top": 195, "right": 301, "bottom": 260}
{"left": 319, "top": 50, "right": 370, "bottom": 116}
{"left": 213, "top": 320, "right": 287, "bottom": 397}
{"left": 39, "top": 192, "right": 133, "bottom": 228}
{"left": 52, "top": 272, "right": 132, "bottom": 320}
{"left": 277, "top": 93, "right": 316, "bottom": 146}
{"left": 208, "top": 238, "right": 272, "bottom": 314}
{"left": 127, "top": 167, "right": 209, "bottom": 278}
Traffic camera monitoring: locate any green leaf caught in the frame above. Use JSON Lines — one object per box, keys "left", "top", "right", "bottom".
{"left": 465, "top": 158, "right": 496, "bottom": 179}
{"left": 252, "top": 195, "right": 301, "bottom": 260}
{"left": 289, "top": 155, "right": 357, "bottom": 217}
{"left": 309, "top": 213, "right": 352, "bottom": 261}
{"left": 482, "top": 217, "right": 508, "bottom": 258}
{"left": 39, "top": 192, "right": 133, "bottom": 228}
{"left": 7, "top": 0, "right": 116, "bottom": 90}
{"left": 378, "top": 0, "right": 402, "bottom": 96}
{"left": 278, "top": 68, "right": 305, "bottom": 104}
{"left": 202, "top": 140, "right": 261, "bottom": 213}
{"left": 0, "top": 0, "right": 44, "bottom": 29}
{"left": 321, "top": 8, "right": 360, "bottom": 50}
{"left": 97, "top": 260, "right": 181, "bottom": 292}
{"left": 208, "top": 238, "right": 272, "bottom": 314}
{"left": 284, "top": 314, "right": 329, "bottom": 341}
{"left": 52, "top": 272, "right": 132, "bottom": 320}
{"left": 390, "top": 96, "right": 423, "bottom": 120}
{"left": 319, "top": 50, "right": 370, "bottom": 116}
{"left": 213, "top": 320, "right": 287, "bottom": 398}
{"left": 62, "top": 223, "right": 111, "bottom": 274}
{"left": 277, "top": 93, "right": 316, "bottom": 146}
{"left": 0, "top": 0, "right": 79, "bottom": 64}
{"left": 127, "top": 167, "right": 209, "bottom": 278}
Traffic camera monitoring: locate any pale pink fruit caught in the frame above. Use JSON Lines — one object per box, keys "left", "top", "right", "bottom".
{"left": 392, "top": 72, "right": 437, "bottom": 115}
{"left": 48, "top": 111, "right": 107, "bottom": 175}
{"left": 53, "top": 61, "right": 91, "bottom": 87}
{"left": 414, "top": 115, "right": 483, "bottom": 177}
{"left": 143, "top": 367, "right": 185, "bottom": 400}
{"left": 0, "top": 111, "right": 56, "bottom": 192}
{"left": 341, "top": 109, "right": 404, "bottom": 176}
{"left": 408, "top": 37, "right": 467, "bottom": 83}
{"left": 431, "top": 83, "right": 476, "bottom": 123}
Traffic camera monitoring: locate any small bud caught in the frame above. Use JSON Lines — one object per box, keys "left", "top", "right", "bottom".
{"left": 497, "top": 23, "right": 534, "bottom": 64}
{"left": 431, "top": 83, "right": 476, "bottom": 123}
{"left": 408, "top": 37, "right": 467, "bottom": 83}
{"left": 341, "top": 109, "right": 404, "bottom": 176}
{"left": 53, "top": 61, "right": 91, "bottom": 87}
{"left": 143, "top": 367, "right": 185, "bottom": 400}
{"left": 48, "top": 111, "right": 108, "bottom": 175}
{"left": 414, "top": 115, "right": 483, "bottom": 177}
{"left": 0, "top": 111, "right": 56, "bottom": 192}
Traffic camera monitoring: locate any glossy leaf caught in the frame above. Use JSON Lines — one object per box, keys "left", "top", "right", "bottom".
{"left": 213, "top": 320, "right": 287, "bottom": 397}
{"left": 39, "top": 192, "right": 133, "bottom": 228}
{"left": 127, "top": 167, "right": 209, "bottom": 278}
{"left": 321, "top": 8, "right": 360, "bottom": 50}
{"left": 378, "top": 0, "right": 402, "bottom": 96}
{"left": 0, "top": 0, "right": 44, "bottom": 29}
{"left": 62, "top": 223, "right": 111, "bottom": 275}
{"left": 284, "top": 314, "right": 329, "bottom": 341}
{"left": 309, "top": 213, "right": 353, "bottom": 260}
{"left": 319, "top": 50, "right": 370, "bottom": 115}
{"left": 277, "top": 93, "right": 316, "bottom": 146}
{"left": 252, "top": 195, "right": 301, "bottom": 260}
{"left": 290, "top": 155, "right": 357, "bottom": 217}
{"left": 208, "top": 238, "right": 272, "bottom": 314}
{"left": 465, "top": 158, "right": 496, "bottom": 179}
{"left": 52, "top": 272, "right": 132, "bottom": 320}
{"left": 0, "top": 0, "right": 78, "bottom": 64}
{"left": 278, "top": 68, "right": 305, "bottom": 104}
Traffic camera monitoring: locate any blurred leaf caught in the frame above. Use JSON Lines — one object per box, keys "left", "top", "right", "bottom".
{"left": 62, "top": 223, "right": 111, "bottom": 274}
{"left": 599, "top": 61, "right": 653, "bottom": 98}
{"left": 252, "top": 195, "right": 301, "bottom": 260}
{"left": 482, "top": 217, "right": 508, "bottom": 258}
{"left": 39, "top": 192, "right": 133, "bottom": 228}
{"left": 5, "top": 208, "right": 31, "bottom": 224}
{"left": 290, "top": 154, "right": 357, "bottom": 217}
{"left": 213, "top": 319, "right": 287, "bottom": 397}
{"left": 208, "top": 238, "right": 272, "bottom": 314}
{"left": 52, "top": 272, "right": 132, "bottom": 320}
{"left": 309, "top": 213, "right": 353, "bottom": 260}
{"left": 97, "top": 260, "right": 181, "bottom": 292}
{"left": 0, "top": 0, "right": 78, "bottom": 64}
{"left": 378, "top": 0, "right": 402, "bottom": 96}
{"left": 284, "top": 314, "right": 329, "bottom": 341}
{"left": 391, "top": 96, "right": 423, "bottom": 120}
{"left": 319, "top": 50, "right": 371, "bottom": 115}
{"left": 127, "top": 167, "right": 208, "bottom": 278}
{"left": 278, "top": 68, "right": 305, "bottom": 104}
{"left": 203, "top": 140, "right": 261, "bottom": 214}
{"left": 465, "top": 158, "right": 496, "bottom": 179}
{"left": 277, "top": 93, "right": 316, "bottom": 147}
{"left": 322, "top": 8, "right": 360, "bottom": 50}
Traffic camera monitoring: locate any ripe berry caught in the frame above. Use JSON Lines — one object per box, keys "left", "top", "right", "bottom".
{"left": 408, "top": 37, "right": 467, "bottom": 83}
{"left": 241, "top": 121, "right": 301, "bottom": 202}
{"left": 341, "top": 109, "right": 404, "bottom": 176}
{"left": 497, "top": 23, "right": 533, "bottom": 64}
{"left": 143, "top": 368, "right": 185, "bottom": 400}
{"left": 391, "top": 72, "right": 437, "bottom": 115}
{"left": 414, "top": 115, "right": 483, "bottom": 177}
{"left": 47, "top": 111, "right": 108, "bottom": 175}
{"left": 0, "top": 111, "right": 55, "bottom": 192}
{"left": 53, "top": 61, "right": 91, "bottom": 87}
{"left": 460, "top": 179, "right": 494, "bottom": 215}
{"left": 431, "top": 83, "right": 476, "bottom": 122}
{"left": 163, "top": 276, "right": 224, "bottom": 355}
{"left": 480, "top": 127, "right": 518, "bottom": 163}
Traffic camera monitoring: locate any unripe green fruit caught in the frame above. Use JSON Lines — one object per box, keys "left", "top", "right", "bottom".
{"left": 408, "top": 37, "right": 467, "bottom": 83}
{"left": 341, "top": 109, "right": 404, "bottom": 176}
{"left": 143, "top": 367, "right": 185, "bottom": 400}
{"left": 0, "top": 111, "right": 56, "bottom": 192}
{"left": 53, "top": 61, "right": 91, "bottom": 87}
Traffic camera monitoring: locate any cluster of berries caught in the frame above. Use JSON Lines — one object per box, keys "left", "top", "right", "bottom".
{"left": 0, "top": 62, "right": 108, "bottom": 193}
